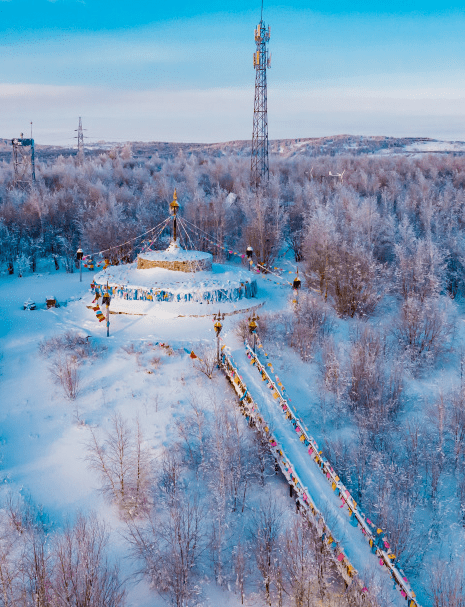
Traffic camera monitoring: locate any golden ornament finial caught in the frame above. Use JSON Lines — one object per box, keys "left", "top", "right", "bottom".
{"left": 170, "top": 188, "right": 179, "bottom": 213}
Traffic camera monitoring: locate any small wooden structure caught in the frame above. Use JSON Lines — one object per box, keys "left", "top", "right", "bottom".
{"left": 23, "top": 299, "right": 36, "bottom": 310}
{"left": 46, "top": 296, "right": 57, "bottom": 309}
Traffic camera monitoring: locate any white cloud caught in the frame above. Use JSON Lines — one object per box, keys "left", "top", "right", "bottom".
{"left": 0, "top": 83, "right": 82, "bottom": 98}
{"left": 2, "top": 82, "right": 465, "bottom": 145}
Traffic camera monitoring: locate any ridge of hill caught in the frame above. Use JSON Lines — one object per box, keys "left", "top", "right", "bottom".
{"left": 1, "top": 135, "right": 465, "bottom": 163}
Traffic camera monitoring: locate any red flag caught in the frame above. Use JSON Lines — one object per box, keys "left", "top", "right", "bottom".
{"left": 190, "top": 351, "right": 198, "bottom": 359}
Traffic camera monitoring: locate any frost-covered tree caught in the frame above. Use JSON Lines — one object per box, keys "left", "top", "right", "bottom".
{"left": 87, "top": 414, "right": 151, "bottom": 516}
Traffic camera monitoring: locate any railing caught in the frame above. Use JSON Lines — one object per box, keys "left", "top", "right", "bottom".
{"left": 219, "top": 342, "right": 420, "bottom": 607}
{"left": 220, "top": 347, "right": 362, "bottom": 588}
{"left": 242, "top": 341, "right": 420, "bottom": 606}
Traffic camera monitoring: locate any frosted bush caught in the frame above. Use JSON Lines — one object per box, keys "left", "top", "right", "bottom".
{"left": 49, "top": 355, "right": 81, "bottom": 400}
{"left": 39, "top": 330, "right": 104, "bottom": 360}
{"left": 395, "top": 296, "right": 455, "bottom": 369}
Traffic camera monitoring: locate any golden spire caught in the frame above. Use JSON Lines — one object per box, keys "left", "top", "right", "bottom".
{"left": 170, "top": 188, "right": 179, "bottom": 214}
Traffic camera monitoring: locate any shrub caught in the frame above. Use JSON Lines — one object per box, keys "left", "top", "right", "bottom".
{"left": 50, "top": 355, "right": 81, "bottom": 400}
{"left": 330, "top": 245, "right": 384, "bottom": 317}
{"left": 192, "top": 342, "right": 217, "bottom": 379}
{"left": 39, "top": 330, "right": 103, "bottom": 360}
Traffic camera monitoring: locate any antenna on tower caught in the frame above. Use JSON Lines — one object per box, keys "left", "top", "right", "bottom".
{"left": 74, "top": 117, "right": 87, "bottom": 163}
{"left": 251, "top": 1, "right": 271, "bottom": 189}
{"left": 11, "top": 132, "right": 35, "bottom": 191}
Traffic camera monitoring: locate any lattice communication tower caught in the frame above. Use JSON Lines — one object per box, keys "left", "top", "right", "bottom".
{"left": 74, "top": 116, "right": 87, "bottom": 163}
{"left": 251, "top": 3, "right": 271, "bottom": 188}
{"left": 11, "top": 133, "right": 35, "bottom": 191}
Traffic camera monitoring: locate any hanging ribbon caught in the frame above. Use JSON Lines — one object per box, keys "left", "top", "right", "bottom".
{"left": 92, "top": 304, "right": 105, "bottom": 322}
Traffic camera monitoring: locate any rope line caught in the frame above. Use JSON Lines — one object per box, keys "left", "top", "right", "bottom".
{"left": 177, "top": 217, "right": 197, "bottom": 252}
{"left": 180, "top": 217, "right": 227, "bottom": 248}
{"left": 84, "top": 217, "right": 171, "bottom": 259}
{"left": 139, "top": 217, "right": 171, "bottom": 254}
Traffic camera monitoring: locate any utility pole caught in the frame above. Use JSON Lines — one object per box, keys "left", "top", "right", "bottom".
{"left": 213, "top": 311, "right": 225, "bottom": 366}
{"left": 170, "top": 189, "right": 180, "bottom": 244}
{"left": 76, "top": 247, "right": 83, "bottom": 282}
{"left": 251, "top": 0, "right": 271, "bottom": 189}
{"left": 74, "top": 117, "right": 86, "bottom": 163}
{"left": 102, "top": 283, "right": 111, "bottom": 337}
{"left": 248, "top": 312, "right": 259, "bottom": 353}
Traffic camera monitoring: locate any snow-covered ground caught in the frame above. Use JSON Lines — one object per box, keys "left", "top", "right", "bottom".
{"left": 0, "top": 264, "right": 293, "bottom": 606}
{"left": 402, "top": 140, "right": 465, "bottom": 153}
{"left": 1, "top": 262, "right": 464, "bottom": 607}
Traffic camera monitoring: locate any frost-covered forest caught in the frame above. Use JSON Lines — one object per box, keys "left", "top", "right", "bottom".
{"left": 1, "top": 140, "right": 465, "bottom": 607}
{"left": 1, "top": 141, "right": 465, "bottom": 290}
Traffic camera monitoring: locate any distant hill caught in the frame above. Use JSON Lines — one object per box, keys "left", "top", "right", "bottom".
{"left": 1, "top": 135, "right": 465, "bottom": 164}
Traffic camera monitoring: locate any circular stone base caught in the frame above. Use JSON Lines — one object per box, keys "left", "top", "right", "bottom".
{"left": 92, "top": 262, "right": 257, "bottom": 305}
{"left": 87, "top": 296, "right": 265, "bottom": 318}
{"left": 137, "top": 242, "right": 212, "bottom": 273}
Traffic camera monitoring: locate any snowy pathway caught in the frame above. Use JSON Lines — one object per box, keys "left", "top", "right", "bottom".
{"left": 226, "top": 342, "right": 419, "bottom": 607}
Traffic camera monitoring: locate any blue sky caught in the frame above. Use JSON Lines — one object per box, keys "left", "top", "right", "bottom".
{"left": 1, "top": 0, "right": 465, "bottom": 144}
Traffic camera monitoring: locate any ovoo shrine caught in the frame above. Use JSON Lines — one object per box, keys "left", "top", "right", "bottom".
{"left": 91, "top": 190, "right": 258, "bottom": 310}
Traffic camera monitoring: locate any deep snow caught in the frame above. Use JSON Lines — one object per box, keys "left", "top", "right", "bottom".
{"left": 1, "top": 262, "right": 464, "bottom": 607}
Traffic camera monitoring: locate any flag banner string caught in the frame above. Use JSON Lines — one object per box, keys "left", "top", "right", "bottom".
{"left": 179, "top": 218, "right": 324, "bottom": 294}
{"left": 176, "top": 217, "right": 200, "bottom": 253}
{"left": 67, "top": 322, "right": 381, "bottom": 607}
{"left": 252, "top": 333, "right": 293, "bottom": 401}
{"left": 178, "top": 218, "right": 298, "bottom": 288}
{"left": 242, "top": 339, "right": 419, "bottom": 606}
{"left": 91, "top": 274, "right": 257, "bottom": 304}
{"left": 90, "top": 293, "right": 106, "bottom": 323}
{"left": 82, "top": 212, "right": 299, "bottom": 291}
{"left": 138, "top": 217, "right": 172, "bottom": 254}
{"left": 83, "top": 219, "right": 171, "bottom": 272}
{"left": 81, "top": 217, "right": 172, "bottom": 262}
{"left": 154, "top": 214, "right": 320, "bottom": 296}
{"left": 179, "top": 216, "right": 290, "bottom": 280}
